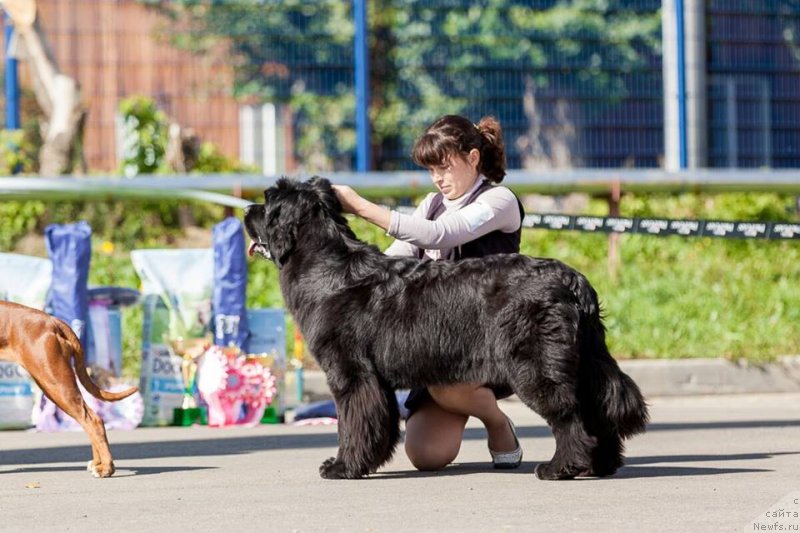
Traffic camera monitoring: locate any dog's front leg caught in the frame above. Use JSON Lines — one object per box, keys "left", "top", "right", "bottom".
{"left": 319, "top": 372, "right": 399, "bottom": 480}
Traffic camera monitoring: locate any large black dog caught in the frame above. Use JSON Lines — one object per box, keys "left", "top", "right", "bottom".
{"left": 244, "top": 177, "right": 648, "bottom": 480}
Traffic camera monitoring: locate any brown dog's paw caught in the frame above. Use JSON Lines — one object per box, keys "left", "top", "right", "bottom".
{"left": 88, "top": 461, "right": 115, "bottom": 478}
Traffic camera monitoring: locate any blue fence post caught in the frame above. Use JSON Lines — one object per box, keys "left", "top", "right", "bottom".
{"left": 676, "top": 0, "right": 688, "bottom": 169}
{"left": 354, "top": 0, "right": 370, "bottom": 172}
{"left": 4, "top": 12, "right": 20, "bottom": 131}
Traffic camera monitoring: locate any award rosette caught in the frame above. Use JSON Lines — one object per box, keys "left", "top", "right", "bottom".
{"left": 196, "top": 347, "right": 278, "bottom": 427}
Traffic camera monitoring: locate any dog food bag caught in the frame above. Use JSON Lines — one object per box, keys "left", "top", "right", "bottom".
{"left": 131, "top": 249, "right": 213, "bottom": 340}
{"left": 0, "top": 252, "right": 53, "bottom": 308}
{"left": 0, "top": 253, "right": 53, "bottom": 429}
{"left": 0, "top": 362, "right": 35, "bottom": 430}
{"left": 132, "top": 249, "right": 213, "bottom": 426}
{"left": 137, "top": 295, "right": 182, "bottom": 426}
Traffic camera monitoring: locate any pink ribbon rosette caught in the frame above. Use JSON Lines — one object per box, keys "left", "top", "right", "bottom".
{"left": 196, "top": 346, "right": 230, "bottom": 427}
{"left": 218, "top": 356, "right": 246, "bottom": 425}
{"left": 197, "top": 349, "right": 278, "bottom": 427}
{"left": 237, "top": 358, "right": 278, "bottom": 426}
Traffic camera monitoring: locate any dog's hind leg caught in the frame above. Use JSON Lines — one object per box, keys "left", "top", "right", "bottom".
{"left": 509, "top": 302, "right": 595, "bottom": 480}
{"left": 27, "top": 335, "right": 116, "bottom": 478}
{"left": 585, "top": 433, "right": 624, "bottom": 477}
{"left": 31, "top": 370, "right": 115, "bottom": 478}
{"left": 319, "top": 371, "right": 400, "bottom": 479}
{"left": 515, "top": 380, "right": 596, "bottom": 480}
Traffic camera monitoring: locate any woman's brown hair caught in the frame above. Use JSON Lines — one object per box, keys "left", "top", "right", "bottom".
{"left": 411, "top": 115, "right": 507, "bottom": 183}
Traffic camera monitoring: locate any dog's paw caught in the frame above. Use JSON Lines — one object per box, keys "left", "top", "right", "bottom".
{"left": 319, "top": 458, "right": 361, "bottom": 479}
{"left": 319, "top": 457, "right": 337, "bottom": 473}
{"left": 534, "top": 462, "right": 578, "bottom": 480}
{"left": 88, "top": 461, "right": 115, "bottom": 478}
{"left": 319, "top": 458, "right": 347, "bottom": 479}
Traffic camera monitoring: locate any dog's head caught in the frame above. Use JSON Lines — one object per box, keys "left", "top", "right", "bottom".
{"left": 243, "top": 176, "right": 345, "bottom": 267}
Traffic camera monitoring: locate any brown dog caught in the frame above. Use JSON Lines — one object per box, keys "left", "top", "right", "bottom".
{"left": 0, "top": 301, "right": 138, "bottom": 477}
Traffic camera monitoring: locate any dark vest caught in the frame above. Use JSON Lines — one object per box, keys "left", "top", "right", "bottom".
{"left": 417, "top": 180, "right": 524, "bottom": 261}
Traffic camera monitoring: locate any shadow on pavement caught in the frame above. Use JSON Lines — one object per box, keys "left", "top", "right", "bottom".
{"left": 374, "top": 461, "right": 535, "bottom": 479}
{"left": 0, "top": 433, "right": 339, "bottom": 468}
{"left": 1, "top": 421, "right": 797, "bottom": 477}
{"left": 464, "top": 419, "right": 800, "bottom": 441}
{"left": 1, "top": 465, "right": 216, "bottom": 477}
{"left": 627, "top": 451, "right": 800, "bottom": 465}
{"left": 645, "top": 420, "right": 800, "bottom": 431}
{"left": 373, "top": 461, "right": 772, "bottom": 480}
{"left": 613, "top": 465, "right": 772, "bottom": 478}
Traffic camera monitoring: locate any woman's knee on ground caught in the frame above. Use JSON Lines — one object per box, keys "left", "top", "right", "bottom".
{"left": 404, "top": 431, "right": 461, "bottom": 470}
{"left": 403, "top": 402, "right": 467, "bottom": 471}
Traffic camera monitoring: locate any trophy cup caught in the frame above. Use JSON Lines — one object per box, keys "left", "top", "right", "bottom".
{"left": 169, "top": 335, "right": 211, "bottom": 426}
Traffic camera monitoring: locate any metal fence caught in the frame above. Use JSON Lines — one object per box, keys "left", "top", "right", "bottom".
{"left": 706, "top": 2, "right": 800, "bottom": 168}
{"left": 1, "top": 1, "right": 800, "bottom": 173}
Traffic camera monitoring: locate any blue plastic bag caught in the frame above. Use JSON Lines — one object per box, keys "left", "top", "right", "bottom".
{"left": 212, "top": 217, "right": 249, "bottom": 349}
{"left": 45, "top": 221, "right": 92, "bottom": 344}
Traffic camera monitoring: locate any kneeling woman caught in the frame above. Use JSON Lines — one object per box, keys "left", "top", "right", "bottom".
{"left": 333, "top": 114, "right": 525, "bottom": 470}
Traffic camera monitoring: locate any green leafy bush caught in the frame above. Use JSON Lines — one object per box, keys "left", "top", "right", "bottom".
{"left": 193, "top": 141, "right": 256, "bottom": 173}
{"left": 0, "top": 129, "right": 39, "bottom": 174}
{"left": 0, "top": 201, "right": 46, "bottom": 250}
{"left": 118, "top": 96, "right": 168, "bottom": 176}
{"left": 118, "top": 95, "right": 251, "bottom": 175}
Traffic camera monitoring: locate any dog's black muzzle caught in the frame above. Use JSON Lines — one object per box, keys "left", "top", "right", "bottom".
{"left": 243, "top": 204, "right": 270, "bottom": 259}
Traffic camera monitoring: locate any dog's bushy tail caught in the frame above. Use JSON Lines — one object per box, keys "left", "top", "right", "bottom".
{"left": 56, "top": 320, "right": 139, "bottom": 402}
{"left": 574, "top": 289, "right": 649, "bottom": 439}
{"left": 582, "top": 337, "right": 649, "bottom": 440}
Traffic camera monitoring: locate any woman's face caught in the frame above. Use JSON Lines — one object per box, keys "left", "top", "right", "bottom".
{"left": 428, "top": 149, "right": 480, "bottom": 200}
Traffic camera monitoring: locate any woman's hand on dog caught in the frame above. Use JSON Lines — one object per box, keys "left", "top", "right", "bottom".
{"left": 333, "top": 185, "right": 392, "bottom": 231}
{"left": 332, "top": 185, "right": 362, "bottom": 214}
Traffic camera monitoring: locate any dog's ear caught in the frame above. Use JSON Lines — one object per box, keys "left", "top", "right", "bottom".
{"left": 307, "top": 175, "right": 343, "bottom": 214}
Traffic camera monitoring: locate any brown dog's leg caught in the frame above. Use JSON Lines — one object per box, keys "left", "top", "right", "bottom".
{"left": 27, "top": 336, "right": 116, "bottom": 478}
{"left": 34, "top": 376, "right": 116, "bottom": 477}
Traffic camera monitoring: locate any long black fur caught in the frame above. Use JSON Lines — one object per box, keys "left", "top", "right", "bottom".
{"left": 244, "top": 176, "right": 649, "bottom": 480}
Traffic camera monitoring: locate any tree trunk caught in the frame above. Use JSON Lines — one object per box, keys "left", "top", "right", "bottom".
{"left": 518, "top": 76, "right": 577, "bottom": 170}
{"left": 5, "top": 3, "right": 87, "bottom": 175}
{"left": 518, "top": 75, "right": 549, "bottom": 170}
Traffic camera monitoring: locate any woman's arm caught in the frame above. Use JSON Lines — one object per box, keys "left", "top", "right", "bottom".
{"left": 332, "top": 185, "right": 392, "bottom": 231}
{"left": 389, "top": 187, "right": 520, "bottom": 250}
{"left": 333, "top": 184, "right": 432, "bottom": 257}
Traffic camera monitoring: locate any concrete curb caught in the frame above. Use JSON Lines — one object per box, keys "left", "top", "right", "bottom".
{"left": 300, "top": 356, "right": 800, "bottom": 401}
{"left": 619, "top": 356, "right": 800, "bottom": 396}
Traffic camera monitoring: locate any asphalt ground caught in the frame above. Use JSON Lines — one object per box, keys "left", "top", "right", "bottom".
{"left": 1, "top": 393, "right": 799, "bottom": 532}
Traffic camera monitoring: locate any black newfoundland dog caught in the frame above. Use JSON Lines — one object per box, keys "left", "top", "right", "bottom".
{"left": 244, "top": 177, "right": 648, "bottom": 480}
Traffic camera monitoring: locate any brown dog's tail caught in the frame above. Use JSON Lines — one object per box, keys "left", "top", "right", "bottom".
{"left": 55, "top": 320, "right": 139, "bottom": 402}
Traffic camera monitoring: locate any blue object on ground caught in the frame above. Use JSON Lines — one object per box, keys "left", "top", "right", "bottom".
{"left": 293, "top": 390, "right": 411, "bottom": 421}
{"left": 87, "top": 286, "right": 140, "bottom": 307}
{"left": 45, "top": 221, "right": 91, "bottom": 345}
{"left": 212, "top": 217, "right": 249, "bottom": 349}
